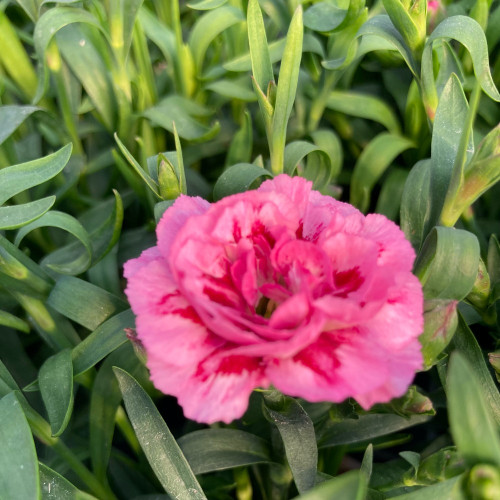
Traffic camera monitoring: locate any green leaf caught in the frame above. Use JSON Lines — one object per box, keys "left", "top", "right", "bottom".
{"left": 224, "top": 34, "right": 323, "bottom": 73}
{"left": 324, "top": 15, "right": 418, "bottom": 78}
{"left": 41, "top": 190, "right": 124, "bottom": 272}
{"left": 90, "top": 344, "right": 141, "bottom": 483}
{"left": 188, "top": 0, "right": 228, "bottom": 9}
{"left": 57, "top": 25, "right": 116, "bottom": 131}
{"left": 205, "top": 79, "right": 256, "bottom": 102}
{"left": 188, "top": 6, "right": 244, "bottom": 72}
{"left": 178, "top": 429, "right": 272, "bottom": 474}
{"left": 0, "top": 105, "right": 41, "bottom": 147}
{"left": 14, "top": 0, "right": 38, "bottom": 22}
{"left": 0, "top": 309, "right": 30, "bottom": 333}
{"left": 120, "top": 0, "right": 145, "bottom": 59}
{"left": 247, "top": 0, "right": 274, "bottom": 92}
{"left": 448, "top": 352, "right": 500, "bottom": 466}
{"left": 0, "top": 196, "right": 56, "bottom": 230}
{"left": 113, "top": 367, "right": 206, "bottom": 499}
{"left": 422, "top": 16, "right": 500, "bottom": 118}
{"left": 263, "top": 392, "right": 317, "bottom": 494}
{"left": 414, "top": 227, "right": 480, "bottom": 301}
{"left": 39, "top": 463, "right": 98, "bottom": 500}
{"left": 429, "top": 74, "right": 471, "bottom": 228}
{"left": 326, "top": 91, "right": 401, "bottom": 135}
{"left": 376, "top": 168, "right": 408, "bottom": 221}
{"left": 72, "top": 309, "right": 135, "bottom": 377}
{"left": 319, "top": 414, "right": 431, "bottom": 448}
{"left": 350, "top": 133, "right": 414, "bottom": 213}
{"left": 0, "top": 392, "right": 40, "bottom": 500}
{"left": 47, "top": 276, "right": 128, "bottom": 331}
{"left": 271, "top": 6, "right": 303, "bottom": 174}
{"left": 292, "top": 470, "right": 367, "bottom": 500}
{"left": 15, "top": 211, "right": 93, "bottom": 275}
{"left": 39, "top": 348, "right": 74, "bottom": 437}
{"left": 389, "top": 475, "right": 463, "bottom": 499}
{"left": 213, "top": 163, "right": 273, "bottom": 200}
{"left": 310, "top": 129, "right": 343, "bottom": 181}
{"left": 143, "top": 96, "right": 220, "bottom": 142}
{"left": 361, "top": 444, "right": 374, "bottom": 483}
{"left": 303, "top": 2, "right": 348, "bottom": 33}
{"left": 452, "top": 315, "right": 500, "bottom": 426}
{"left": 33, "top": 7, "right": 105, "bottom": 103}
{"left": 0, "top": 143, "right": 72, "bottom": 205}
{"left": 400, "top": 159, "right": 431, "bottom": 250}
{"left": 382, "top": 0, "right": 422, "bottom": 53}
{"left": 225, "top": 111, "right": 253, "bottom": 167}
{"left": 283, "top": 141, "right": 333, "bottom": 190}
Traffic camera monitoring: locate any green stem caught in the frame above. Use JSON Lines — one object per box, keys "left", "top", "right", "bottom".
{"left": 440, "top": 81, "right": 482, "bottom": 227}
{"left": 27, "top": 407, "right": 117, "bottom": 500}
{"left": 307, "top": 71, "right": 339, "bottom": 133}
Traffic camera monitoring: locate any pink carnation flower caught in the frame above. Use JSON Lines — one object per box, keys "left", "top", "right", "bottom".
{"left": 124, "top": 175, "right": 423, "bottom": 424}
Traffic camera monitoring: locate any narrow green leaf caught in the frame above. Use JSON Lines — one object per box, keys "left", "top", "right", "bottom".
{"left": 283, "top": 141, "right": 333, "bottom": 189}
{"left": 47, "top": 276, "right": 128, "bottom": 331}
{"left": 0, "top": 392, "right": 40, "bottom": 500}
{"left": 90, "top": 344, "right": 141, "bottom": 483}
{"left": 39, "top": 349, "right": 74, "bottom": 437}
{"left": 350, "top": 133, "right": 414, "bottom": 213}
{"left": 114, "top": 367, "right": 206, "bottom": 499}
{"left": 400, "top": 159, "right": 431, "bottom": 250}
{"left": 303, "top": 2, "right": 349, "bottom": 33}
{"left": 188, "top": 6, "right": 244, "bottom": 71}
{"left": 143, "top": 96, "right": 220, "bottom": 142}
{"left": 452, "top": 315, "right": 500, "bottom": 426}
{"left": 271, "top": 6, "right": 303, "bottom": 173}
{"left": 178, "top": 429, "right": 272, "bottom": 474}
{"left": 39, "top": 463, "right": 98, "bottom": 500}
{"left": 224, "top": 34, "right": 323, "bottom": 73}
{"left": 14, "top": 0, "right": 38, "bottom": 21}
{"left": 33, "top": 7, "right": 105, "bottom": 102}
{"left": 188, "top": 0, "right": 228, "bottom": 9}
{"left": 72, "top": 309, "right": 135, "bottom": 377}
{"left": 0, "top": 143, "right": 72, "bottom": 205}
{"left": 429, "top": 74, "right": 470, "bottom": 228}
{"left": 422, "top": 15, "right": 500, "bottom": 117}
{"left": 57, "top": 25, "right": 116, "bottom": 131}
{"left": 15, "top": 211, "right": 93, "bottom": 275}
{"left": 324, "top": 15, "right": 418, "bottom": 78}
{"left": 213, "top": 163, "right": 273, "bottom": 200}
{"left": 376, "top": 168, "right": 408, "bottom": 221}
{"left": 292, "top": 470, "right": 367, "bottom": 500}
{"left": 360, "top": 444, "right": 374, "bottom": 483}
{"left": 414, "top": 227, "right": 480, "bottom": 301}
{"left": 382, "top": 0, "right": 422, "bottom": 52}
{"left": 264, "top": 393, "right": 317, "bottom": 494}
{"left": 0, "top": 197, "right": 56, "bottom": 230}
{"left": 0, "top": 310, "right": 30, "bottom": 333}
{"left": 326, "top": 91, "right": 401, "bottom": 135}
{"left": 0, "top": 105, "right": 41, "bottom": 147}
{"left": 41, "top": 190, "right": 124, "bottom": 272}
{"left": 390, "top": 474, "right": 463, "bottom": 499}
{"left": 114, "top": 134, "right": 160, "bottom": 196}
{"left": 225, "top": 111, "right": 253, "bottom": 167}
{"left": 448, "top": 352, "right": 500, "bottom": 466}
{"left": 247, "top": 0, "right": 274, "bottom": 92}
{"left": 121, "top": 0, "right": 145, "bottom": 58}
{"left": 205, "top": 79, "right": 257, "bottom": 102}
{"left": 319, "top": 414, "right": 431, "bottom": 448}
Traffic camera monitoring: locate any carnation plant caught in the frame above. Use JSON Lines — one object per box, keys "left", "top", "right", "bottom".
{"left": 1, "top": 0, "right": 500, "bottom": 498}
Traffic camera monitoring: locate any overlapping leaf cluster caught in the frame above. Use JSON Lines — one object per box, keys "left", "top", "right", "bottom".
{"left": 1, "top": 0, "right": 500, "bottom": 498}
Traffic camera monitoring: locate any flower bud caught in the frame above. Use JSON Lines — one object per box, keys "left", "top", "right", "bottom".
{"left": 466, "top": 259, "right": 491, "bottom": 311}
{"left": 382, "top": 0, "right": 427, "bottom": 55}
{"left": 157, "top": 154, "right": 185, "bottom": 201}
{"left": 419, "top": 299, "right": 458, "bottom": 369}
{"left": 466, "top": 464, "right": 500, "bottom": 500}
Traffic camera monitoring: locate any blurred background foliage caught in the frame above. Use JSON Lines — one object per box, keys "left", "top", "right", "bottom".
{"left": 1, "top": 0, "right": 500, "bottom": 498}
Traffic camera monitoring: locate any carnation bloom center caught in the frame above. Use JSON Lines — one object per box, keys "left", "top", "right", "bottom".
{"left": 124, "top": 175, "right": 424, "bottom": 424}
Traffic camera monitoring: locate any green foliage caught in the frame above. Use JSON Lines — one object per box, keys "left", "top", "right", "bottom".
{"left": 1, "top": 0, "right": 500, "bottom": 497}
